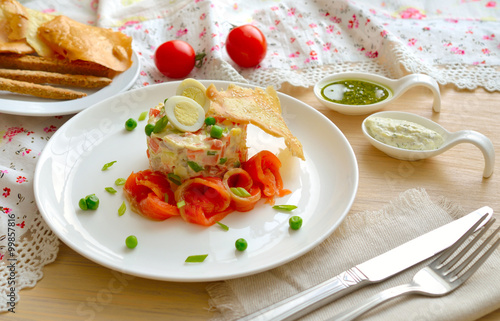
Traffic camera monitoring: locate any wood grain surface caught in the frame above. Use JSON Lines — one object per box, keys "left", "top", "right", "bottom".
{"left": 4, "top": 83, "right": 499, "bottom": 321}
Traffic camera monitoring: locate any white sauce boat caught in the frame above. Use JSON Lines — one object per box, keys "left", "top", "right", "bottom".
{"left": 361, "top": 111, "right": 494, "bottom": 178}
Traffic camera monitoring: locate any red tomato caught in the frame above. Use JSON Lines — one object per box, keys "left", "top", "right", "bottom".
{"left": 226, "top": 25, "right": 267, "bottom": 68}
{"left": 154, "top": 40, "right": 195, "bottom": 78}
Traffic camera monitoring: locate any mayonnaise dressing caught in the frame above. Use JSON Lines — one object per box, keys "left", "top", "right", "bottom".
{"left": 365, "top": 116, "right": 444, "bottom": 150}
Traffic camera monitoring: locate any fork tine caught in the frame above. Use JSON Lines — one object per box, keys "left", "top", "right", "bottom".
{"left": 441, "top": 218, "right": 496, "bottom": 274}
{"left": 448, "top": 222, "right": 500, "bottom": 281}
{"left": 431, "top": 213, "right": 490, "bottom": 268}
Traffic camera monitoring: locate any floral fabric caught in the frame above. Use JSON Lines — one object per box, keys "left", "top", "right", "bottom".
{"left": 0, "top": 0, "right": 499, "bottom": 312}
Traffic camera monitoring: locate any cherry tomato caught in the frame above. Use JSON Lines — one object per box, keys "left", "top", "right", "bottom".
{"left": 226, "top": 25, "right": 267, "bottom": 68}
{"left": 154, "top": 40, "right": 195, "bottom": 78}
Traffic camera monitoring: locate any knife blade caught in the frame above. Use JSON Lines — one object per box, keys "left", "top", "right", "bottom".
{"left": 238, "top": 206, "right": 493, "bottom": 321}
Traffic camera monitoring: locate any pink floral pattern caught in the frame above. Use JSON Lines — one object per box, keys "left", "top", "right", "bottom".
{"left": 1, "top": 114, "right": 69, "bottom": 262}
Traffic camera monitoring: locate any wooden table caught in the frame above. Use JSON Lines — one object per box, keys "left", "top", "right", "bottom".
{"left": 4, "top": 83, "right": 499, "bottom": 320}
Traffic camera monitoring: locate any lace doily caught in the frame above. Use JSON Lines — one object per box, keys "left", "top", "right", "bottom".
{"left": 1, "top": 0, "right": 499, "bottom": 313}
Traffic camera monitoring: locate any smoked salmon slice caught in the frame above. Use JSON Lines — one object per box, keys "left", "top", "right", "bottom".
{"left": 123, "top": 170, "right": 179, "bottom": 220}
{"left": 174, "top": 177, "right": 232, "bottom": 226}
{"left": 223, "top": 168, "right": 261, "bottom": 212}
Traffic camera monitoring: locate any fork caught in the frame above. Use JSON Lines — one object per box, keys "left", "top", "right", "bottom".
{"left": 331, "top": 215, "right": 500, "bottom": 321}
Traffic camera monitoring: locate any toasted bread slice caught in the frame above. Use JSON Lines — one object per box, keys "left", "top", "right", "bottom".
{"left": 0, "top": 76, "right": 86, "bottom": 99}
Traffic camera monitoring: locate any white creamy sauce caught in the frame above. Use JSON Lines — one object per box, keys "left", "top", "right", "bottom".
{"left": 365, "top": 116, "right": 444, "bottom": 150}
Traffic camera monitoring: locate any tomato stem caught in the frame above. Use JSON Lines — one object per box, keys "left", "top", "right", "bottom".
{"left": 194, "top": 51, "right": 206, "bottom": 68}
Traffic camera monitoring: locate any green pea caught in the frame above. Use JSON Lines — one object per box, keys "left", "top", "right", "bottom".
{"left": 125, "top": 235, "right": 138, "bottom": 249}
{"left": 210, "top": 125, "right": 223, "bottom": 139}
{"left": 289, "top": 216, "right": 303, "bottom": 230}
{"left": 205, "top": 116, "right": 216, "bottom": 126}
{"left": 78, "top": 198, "right": 88, "bottom": 210}
{"left": 235, "top": 238, "right": 248, "bottom": 251}
{"left": 125, "top": 118, "right": 137, "bottom": 131}
{"left": 145, "top": 124, "right": 155, "bottom": 136}
{"left": 85, "top": 194, "right": 100, "bottom": 210}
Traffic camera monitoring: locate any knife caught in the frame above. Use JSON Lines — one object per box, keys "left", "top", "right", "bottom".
{"left": 238, "top": 206, "right": 493, "bottom": 321}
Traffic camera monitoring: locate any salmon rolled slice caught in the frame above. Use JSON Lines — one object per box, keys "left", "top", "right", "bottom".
{"left": 243, "top": 151, "right": 291, "bottom": 204}
{"left": 175, "top": 177, "right": 232, "bottom": 226}
{"left": 123, "top": 170, "right": 179, "bottom": 220}
{"left": 223, "top": 168, "right": 261, "bottom": 212}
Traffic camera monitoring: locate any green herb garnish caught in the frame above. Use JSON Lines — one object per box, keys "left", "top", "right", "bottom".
{"left": 105, "top": 187, "right": 117, "bottom": 194}
{"left": 115, "top": 178, "right": 126, "bottom": 186}
{"left": 102, "top": 161, "right": 117, "bottom": 171}
{"left": 216, "top": 221, "right": 229, "bottom": 231}
{"left": 273, "top": 205, "right": 298, "bottom": 211}
{"left": 187, "top": 161, "right": 204, "bottom": 172}
{"left": 153, "top": 115, "right": 169, "bottom": 133}
{"left": 230, "top": 187, "right": 251, "bottom": 197}
{"left": 138, "top": 111, "right": 148, "bottom": 121}
{"left": 185, "top": 254, "right": 208, "bottom": 263}
{"left": 168, "top": 173, "right": 182, "bottom": 186}
{"left": 118, "top": 201, "right": 126, "bottom": 216}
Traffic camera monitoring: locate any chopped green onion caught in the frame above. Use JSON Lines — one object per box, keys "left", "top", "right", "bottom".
{"left": 118, "top": 201, "right": 126, "bottom": 216}
{"left": 138, "top": 111, "right": 148, "bottom": 121}
{"left": 219, "top": 157, "right": 227, "bottom": 164}
{"left": 187, "top": 161, "right": 204, "bottom": 172}
{"left": 105, "top": 187, "right": 117, "bottom": 194}
{"left": 145, "top": 124, "right": 155, "bottom": 136}
{"left": 153, "top": 115, "right": 169, "bottom": 133}
{"left": 210, "top": 125, "right": 223, "bottom": 139}
{"left": 115, "top": 178, "right": 126, "bottom": 186}
{"left": 177, "top": 200, "right": 186, "bottom": 208}
{"left": 273, "top": 205, "right": 298, "bottom": 211}
{"left": 233, "top": 160, "right": 241, "bottom": 168}
{"left": 102, "top": 161, "right": 117, "bottom": 171}
{"left": 125, "top": 118, "right": 137, "bottom": 131}
{"left": 185, "top": 254, "right": 208, "bottom": 263}
{"left": 205, "top": 117, "right": 216, "bottom": 126}
{"left": 216, "top": 221, "right": 229, "bottom": 231}
{"left": 168, "top": 173, "right": 182, "bottom": 185}
{"left": 230, "top": 187, "right": 251, "bottom": 197}
{"left": 207, "top": 150, "right": 218, "bottom": 156}
{"left": 164, "top": 193, "right": 169, "bottom": 203}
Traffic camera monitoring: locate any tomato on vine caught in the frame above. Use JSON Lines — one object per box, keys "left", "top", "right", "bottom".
{"left": 154, "top": 40, "right": 205, "bottom": 78}
{"left": 226, "top": 25, "right": 267, "bottom": 68}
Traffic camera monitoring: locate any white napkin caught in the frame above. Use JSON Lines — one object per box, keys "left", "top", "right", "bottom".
{"left": 207, "top": 188, "right": 500, "bottom": 321}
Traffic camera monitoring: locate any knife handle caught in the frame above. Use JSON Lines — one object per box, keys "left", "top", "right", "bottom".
{"left": 237, "top": 267, "right": 370, "bottom": 321}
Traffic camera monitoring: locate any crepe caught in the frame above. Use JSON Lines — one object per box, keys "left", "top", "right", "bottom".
{"left": 24, "top": 7, "right": 55, "bottom": 57}
{"left": 0, "top": 0, "right": 34, "bottom": 54}
{"left": 38, "top": 15, "right": 133, "bottom": 72}
{"left": 206, "top": 84, "right": 305, "bottom": 160}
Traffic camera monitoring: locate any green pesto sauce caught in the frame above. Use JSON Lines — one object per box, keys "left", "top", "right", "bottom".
{"left": 321, "top": 79, "right": 391, "bottom": 105}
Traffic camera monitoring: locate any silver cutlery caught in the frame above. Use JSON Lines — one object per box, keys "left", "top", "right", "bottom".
{"left": 238, "top": 206, "right": 493, "bottom": 321}
{"left": 331, "top": 214, "right": 500, "bottom": 321}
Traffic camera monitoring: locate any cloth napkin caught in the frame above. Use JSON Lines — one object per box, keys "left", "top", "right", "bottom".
{"left": 207, "top": 188, "right": 500, "bottom": 321}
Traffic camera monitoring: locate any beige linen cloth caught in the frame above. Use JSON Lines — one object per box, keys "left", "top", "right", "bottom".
{"left": 207, "top": 188, "right": 500, "bottom": 320}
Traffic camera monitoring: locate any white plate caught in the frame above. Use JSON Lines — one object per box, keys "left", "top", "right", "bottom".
{"left": 0, "top": 51, "right": 140, "bottom": 116}
{"left": 34, "top": 81, "right": 358, "bottom": 282}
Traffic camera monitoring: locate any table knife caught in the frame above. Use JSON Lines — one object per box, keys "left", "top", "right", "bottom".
{"left": 238, "top": 206, "right": 493, "bottom": 321}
